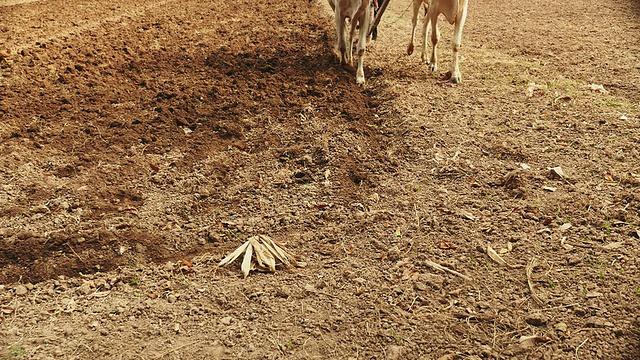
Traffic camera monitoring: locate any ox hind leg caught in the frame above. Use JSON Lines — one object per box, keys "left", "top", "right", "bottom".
{"left": 446, "top": 2, "right": 468, "bottom": 83}
{"left": 334, "top": 9, "right": 348, "bottom": 65}
{"left": 407, "top": 0, "right": 423, "bottom": 55}
{"left": 355, "top": 1, "right": 373, "bottom": 85}
{"left": 348, "top": 18, "right": 357, "bottom": 65}
{"left": 427, "top": 7, "right": 439, "bottom": 73}
{"left": 419, "top": 4, "right": 431, "bottom": 63}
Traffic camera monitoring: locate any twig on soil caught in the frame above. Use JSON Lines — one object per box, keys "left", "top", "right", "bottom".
{"left": 526, "top": 257, "right": 544, "bottom": 306}
{"left": 153, "top": 340, "right": 200, "bottom": 359}
{"left": 67, "top": 243, "right": 85, "bottom": 263}
{"left": 424, "top": 259, "right": 472, "bottom": 281}
{"left": 575, "top": 338, "right": 588, "bottom": 359}
{"left": 407, "top": 296, "right": 419, "bottom": 312}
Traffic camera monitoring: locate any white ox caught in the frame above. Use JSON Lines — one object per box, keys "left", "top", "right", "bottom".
{"left": 407, "top": 0, "right": 469, "bottom": 83}
{"left": 328, "top": 0, "right": 374, "bottom": 85}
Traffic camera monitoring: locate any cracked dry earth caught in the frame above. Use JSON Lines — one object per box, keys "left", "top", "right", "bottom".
{"left": 1, "top": 0, "right": 640, "bottom": 359}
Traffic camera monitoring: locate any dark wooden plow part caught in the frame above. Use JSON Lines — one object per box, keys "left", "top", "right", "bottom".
{"left": 368, "top": 0, "right": 391, "bottom": 36}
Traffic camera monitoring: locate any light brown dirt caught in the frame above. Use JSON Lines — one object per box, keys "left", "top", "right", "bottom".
{"left": 1, "top": 0, "right": 639, "bottom": 358}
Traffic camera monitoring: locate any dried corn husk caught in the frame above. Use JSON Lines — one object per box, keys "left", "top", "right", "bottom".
{"left": 218, "top": 234, "right": 302, "bottom": 277}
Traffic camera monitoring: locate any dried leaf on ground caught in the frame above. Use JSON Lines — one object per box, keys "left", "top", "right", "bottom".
{"left": 602, "top": 242, "right": 623, "bottom": 250}
{"left": 180, "top": 258, "right": 193, "bottom": 268}
{"left": 241, "top": 242, "right": 253, "bottom": 278}
{"left": 526, "top": 82, "right": 547, "bottom": 97}
{"left": 526, "top": 258, "right": 545, "bottom": 306}
{"left": 487, "top": 244, "right": 510, "bottom": 267}
{"left": 457, "top": 209, "right": 477, "bottom": 220}
{"left": 438, "top": 241, "right": 456, "bottom": 250}
{"left": 583, "top": 83, "right": 608, "bottom": 93}
{"left": 218, "top": 240, "right": 251, "bottom": 267}
{"left": 519, "top": 335, "right": 550, "bottom": 348}
{"left": 554, "top": 322, "right": 568, "bottom": 333}
{"left": 558, "top": 223, "right": 572, "bottom": 232}
{"left": 548, "top": 166, "right": 566, "bottom": 179}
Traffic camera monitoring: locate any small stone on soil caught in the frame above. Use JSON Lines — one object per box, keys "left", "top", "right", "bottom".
{"left": 78, "top": 282, "right": 93, "bottom": 295}
{"left": 14, "top": 285, "right": 28, "bottom": 296}
{"left": 220, "top": 316, "right": 233, "bottom": 325}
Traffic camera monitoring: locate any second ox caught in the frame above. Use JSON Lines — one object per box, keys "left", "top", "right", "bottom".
{"left": 408, "top": 0, "right": 469, "bottom": 83}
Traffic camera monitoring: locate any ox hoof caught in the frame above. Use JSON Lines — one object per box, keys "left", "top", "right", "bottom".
{"left": 407, "top": 44, "right": 414, "bottom": 55}
{"left": 445, "top": 70, "right": 462, "bottom": 83}
{"left": 428, "top": 63, "right": 437, "bottom": 73}
{"left": 339, "top": 53, "right": 348, "bottom": 66}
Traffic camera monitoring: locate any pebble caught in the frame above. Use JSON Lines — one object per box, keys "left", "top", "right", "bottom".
{"left": 163, "top": 262, "right": 175, "bottom": 272}
{"left": 14, "top": 285, "right": 28, "bottom": 296}
{"left": 220, "top": 316, "right": 233, "bottom": 325}
{"left": 78, "top": 282, "right": 93, "bottom": 295}
{"left": 167, "top": 294, "right": 177, "bottom": 303}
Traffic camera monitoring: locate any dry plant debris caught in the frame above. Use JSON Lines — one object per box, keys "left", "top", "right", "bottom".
{"left": 486, "top": 243, "right": 511, "bottom": 267}
{"left": 424, "top": 259, "right": 472, "bottom": 282}
{"left": 519, "top": 335, "right": 551, "bottom": 349}
{"left": 218, "top": 235, "right": 303, "bottom": 277}
{"left": 526, "top": 257, "right": 545, "bottom": 306}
